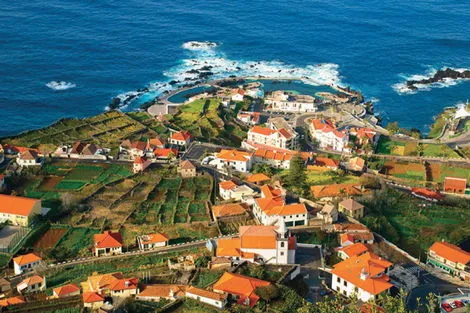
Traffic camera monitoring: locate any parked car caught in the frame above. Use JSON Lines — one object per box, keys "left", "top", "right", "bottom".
{"left": 462, "top": 299, "right": 469, "bottom": 305}
{"left": 454, "top": 300, "right": 464, "bottom": 308}
{"left": 449, "top": 302, "right": 457, "bottom": 309}
{"left": 441, "top": 303, "right": 452, "bottom": 312}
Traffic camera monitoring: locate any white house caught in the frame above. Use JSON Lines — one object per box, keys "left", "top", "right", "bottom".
{"left": 316, "top": 204, "right": 338, "bottom": 224}
{"left": 186, "top": 286, "right": 227, "bottom": 309}
{"left": 0, "top": 194, "right": 42, "bottom": 227}
{"left": 17, "top": 275, "right": 46, "bottom": 294}
{"left": 218, "top": 180, "right": 256, "bottom": 201}
{"left": 216, "top": 224, "right": 296, "bottom": 265}
{"left": 16, "top": 149, "right": 43, "bottom": 167}
{"left": 237, "top": 111, "right": 260, "bottom": 125}
{"left": 245, "top": 125, "right": 297, "bottom": 151}
{"left": 136, "top": 284, "right": 187, "bottom": 302}
{"left": 13, "top": 253, "right": 41, "bottom": 275}
{"left": 81, "top": 272, "right": 138, "bottom": 300}
{"left": 52, "top": 284, "right": 81, "bottom": 298}
{"left": 133, "top": 156, "right": 152, "bottom": 174}
{"left": 214, "top": 150, "right": 253, "bottom": 173}
{"left": 137, "top": 233, "right": 169, "bottom": 250}
{"left": 120, "top": 140, "right": 153, "bottom": 159}
{"left": 310, "top": 119, "right": 349, "bottom": 152}
{"left": 93, "top": 231, "right": 123, "bottom": 257}
{"left": 253, "top": 186, "right": 308, "bottom": 227}
{"left": 331, "top": 252, "right": 393, "bottom": 302}
{"left": 265, "top": 90, "right": 317, "bottom": 113}
{"left": 231, "top": 88, "right": 245, "bottom": 102}
{"left": 169, "top": 131, "right": 192, "bottom": 147}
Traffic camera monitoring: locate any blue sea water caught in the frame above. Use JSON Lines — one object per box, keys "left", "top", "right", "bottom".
{"left": 1, "top": 0, "right": 469, "bottom": 137}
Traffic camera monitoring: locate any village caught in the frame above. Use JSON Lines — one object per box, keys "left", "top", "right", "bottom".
{"left": 0, "top": 78, "right": 469, "bottom": 313}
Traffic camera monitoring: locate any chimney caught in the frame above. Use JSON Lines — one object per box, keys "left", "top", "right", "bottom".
{"left": 360, "top": 268, "right": 369, "bottom": 281}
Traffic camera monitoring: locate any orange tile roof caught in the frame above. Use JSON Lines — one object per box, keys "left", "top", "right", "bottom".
{"left": 0, "top": 194, "right": 40, "bottom": 217}
{"left": 0, "top": 296, "right": 25, "bottom": 307}
{"left": 254, "top": 148, "right": 294, "bottom": 161}
{"left": 314, "top": 157, "right": 340, "bottom": 168}
{"left": 134, "top": 156, "right": 148, "bottom": 165}
{"left": 139, "top": 233, "right": 169, "bottom": 244}
{"left": 338, "top": 243, "right": 369, "bottom": 258}
{"left": 180, "top": 160, "right": 196, "bottom": 170}
{"left": 94, "top": 231, "right": 122, "bottom": 249}
{"left": 82, "top": 292, "right": 104, "bottom": 303}
{"left": 349, "top": 157, "right": 365, "bottom": 171}
{"left": 311, "top": 183, "right": 363, "bottom": 198}
{"left": 20, "top": 275, "right": 44, "bottom": 286}
{"left": 411, "top": 188, "right": 443, "bottom": 200}
{"left": 216, "top": 238, "right": 243, "bottom": 257}
{"left": 138, "top": 284, "right": 187, "bottom": 298}
{"left": 246, "top": 173, "right": 270, "bottom": 183}
{"left": 255, "top": 196, "right": 286, "bottom": 213}
{"left": 187, "top": 286, "right": 227, "bottom": 301}
{"left": 213, "top": 272, "right": 270, "bottom": 307}
{"left": 334, "top": 223, "right": 370, "bottom": 232}
{"left": 250, "top": 126, "right": 277, "bottom": 136}
{"left": 239, "top": 225, "right": 278, "bottom": 249}
{"left": 19, "top": 149, "right": 39, "bottom": 160}
{"left": 13, "top": 252, "right": 41, "bottom": 266}
{"left": 53, "top": 284, "right": 80, "bottom": 297}
{"left": 429, "top": 241, "right": 470, "bottom": 265}
{"left": 216, "top": 149, "right": 252, "bottom": 162}
{"left": 212, "top": 203, "right": 246, "bottom": 218}
{"left": 110, "top": 278, "right": 139, "bottom": 291}
{"left": 149, "top": 137, "right": 165, "bottom": 148}
{"left": 311, "top": 119, "right": 347, "bottom": 139}
{"left": 153, "top": 148, "right": 178, "bottom": 158}
{"left": 260, "top": 184, "right": 283, "bottom": 198}
{"left": 340, "top": 233, "right": 355, "bottom": 245}
{"left": 263, "top": 203, "right": 307, "bottom": 216}
{"left": 444, "top": 177, "right": 467, "bottom": 191}
{"left": 219, "top": 180, "right": 238, "bottom": 190}
{"left": 339, "top": 199, "right": 364, "bottom": 212}
{"left": 171, "top": 131, "right": 191, "bottom": 141}
{"left": 332, "top": 252, "right": 393, "bottom": 295}
{"left": 130, "top": 140, "right": 147, "bottom": 151}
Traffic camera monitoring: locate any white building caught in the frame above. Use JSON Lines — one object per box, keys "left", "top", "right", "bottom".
{"left": 216, "top": 224, "right": 296, "bottom": 265}
{"left": 186, "top": 286, "right": 227, "bottom": 309}
{"left": 245, "top": 125, "right": 296, "bottom": 150}
{"left": 231, "top": 89, "right": 245, "bottom": 102}
{"left": 265, "top": 90, "right": 317, "bottom": 113}
{"left": 13, "top": 253, "right": 41, "bottom": 275}
{"left": 331, "top": 252, "right": 393, "bottom": 302}
{"left": 253, "top": 185, "right": 308, "bottom": 227}
{"left": 310, "top": 119, "right": 349, "bottom": 152}
{"left": 169, "top": 131, "right": 192, "bottom": 147}
{"left": 16, "top": 149, "right": 43, "bottom": 167}
{"left": 218, "top": 180, "right": 256, "bottom": 201}
{"left": 17, "top": 275, "right": 46, "bottom": 294}
{"left": 316, "top": 204, "right": 338, "bottom": 224}
{"left": 93, "top": 231, "right": 123, "bottom": 257}
{"left": 252, "top": 148, "right": 311, "bottom": 169}
{"left": 137, "top": 233, "right": 169, "bottom": 250}
{"left": 237, "top": 111, "right": 260, "bottom": 125}
{"left": 214, "top": 150, "right": 253, "bottom": 173}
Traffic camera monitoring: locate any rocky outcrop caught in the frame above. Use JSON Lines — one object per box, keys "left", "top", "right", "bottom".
{"left": 406, "top": 68, "right": 470, "bottom": 91}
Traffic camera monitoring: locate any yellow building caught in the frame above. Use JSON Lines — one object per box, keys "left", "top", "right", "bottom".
{"left": 0, "top": 195, "right": 42, "bottom": 226}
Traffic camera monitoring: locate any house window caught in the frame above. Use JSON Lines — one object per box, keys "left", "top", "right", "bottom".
{"left": 280, "top": 252, "right": 284, "bottom": 256}
{"left": 343, "top": 281, "right": 347, "bottom": 287}
{"left": 354, "top": 287, "right": 358, "bottom": 293}
{"left": 336, "top": 286, "right": 340, "bottom": 292}
{"left": 337, "top": 277, "right": 340, "bottom": 283}
{"left": 281, "top": 242, "right": 285, "bottom": 248}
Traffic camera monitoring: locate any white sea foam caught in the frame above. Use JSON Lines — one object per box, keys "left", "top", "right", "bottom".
{"left": 114, "top": 41, "right": 343, "bottom": 109}
{"left": 393, "top": 67, "right": 469, "bottom": 95}
{"left": 46, "top": 81, "right": 76, "bottom": 91}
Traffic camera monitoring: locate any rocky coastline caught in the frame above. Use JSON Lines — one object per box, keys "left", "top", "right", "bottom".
{"left": 406, "top": 67, "right": 470, "bottom": 91}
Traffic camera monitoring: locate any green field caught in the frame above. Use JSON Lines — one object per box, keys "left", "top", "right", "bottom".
{"left": 439, "top": 165, "right": 470, "bottom": 181}
{"left": 54, "top": 227, "right": 101, "bottom": 258}
{"left": 375, "top": 136, "right": 407, "bottom": 155}
{"left": 422, "top": 143, "right": 460, "bottom": 158}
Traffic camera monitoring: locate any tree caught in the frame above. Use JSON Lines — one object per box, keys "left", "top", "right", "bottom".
{"left": 255, "top": 285, "right": 279, "bottom": 303}
{"left": 416, "top": 143, "right": 424, "bottom": 156}
{"left": 286, "top": 153, "right": 307, "bottom": 194}
{"left": 386, "top": 122, "right": 400, "bottom": 134}
{"left": 252, "top": 163, "right": 274, "bottom": 176}
{"left": 195, "top": 256, "right": 210, "bottom": 268}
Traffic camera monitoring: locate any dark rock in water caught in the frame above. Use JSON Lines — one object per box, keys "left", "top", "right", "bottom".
{"left": 229, "top": 75, "right": 237, "bottom": 78}
{"left": 109, "top": 97, "right": 121, "bottom": 110}
{"left": 250, "top": 65, "right": 255, "bottom": 68}
{"left": 200, "top": 65, "right": 213, "bottom": 71}
{"left": 406, "top": 67, "right": 470, "bottom": 89}
{"left": 236, "top": 67, "right": 241, "bottom": 70}
{"left": 199, "top": 71, "right": 213, "bottom": 79}
{"left": 169, "top": 80, "right": 178, "bottom": 85}
{"left": 136, "top": 87, "right": 149, "bottom": 92}
{"left": 184, "top": 77, "right": 193, "bottom": 81}
{"left": 187, "top": 69, "right": 199, "bottom": 74}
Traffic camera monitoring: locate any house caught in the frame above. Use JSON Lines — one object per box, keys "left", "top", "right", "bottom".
{"left": 316, "top": 204, "right": 338, "bottom": 224}
{"left": 137, "top": 233, "right": 169, "bottom": 250}
{"left": 443, "top": 177, "right": 467, "bottom": 194}
{"left": 0, "top": 296, "right": 25, "bottom": 308}
{"left": 13, "top": 252, "right": 41, "bottom": 275}
{"left": 169, "top": 131, "right": 191, "bottom": 147}
{"left": 245, "top": 125, "right": 297, "bottom": 150}
{"left": 0, "top": 278, "right": 11, "bottom": 298}
{"left": 349, "top": 127, "right": 379, "bottom": 147}
{"left": 209, "top": 257, "right": 232, "bottom": 270}
{"left": 136, "top": 284, "right": 187, "bottom": 302}
{"left": 253, "top": 185, "right": 308, "bottom": 227}
{"left": 178, "top": 160, "right": 197, "bottom": 178}
{"left": 213, "top": 272, "right": 271, "bottom": 307}
{"left": 427, "top": 241, "right": 470, "bottom": 281}
{"left": 411, "top": 188, "right": 443, "bottom": 202}
{"left": 16, "top": 149, "right": 43, "bottom": 167}
{"left": 252, "top": 148, "right": 311, "bottom": 169}
{"left": 186, "top": 286, "right": 227, "bottom": 309}
{"left": 246, "top": 173, "right": 270, "bottom": 185}
{"left": 237, "top": 111, "right": 260, "bottom": 125}
{"left": 154, "top": 148, "right": 178, "bottom": 160}
{"left": 120, "top": 140, "right": 152, "bottom": 159}
{"left": 93, "top": 231, "right": 123, "bottom": 257}
{"left": 265, "top": 90, "right": 317, "bottom": 113}
{"left": 348, "top": 157, "right": 366, "bottom": 172}
{"left": 133, "top": 156, "right": 152, "bottom": 174}
{"left": 216, "top": 225, "right": 296, "bottom": 264}
{"left": 308, "top": 157, "right": 340, "bottom": 171}
{"left": 311, "top": 183, "right": 364, "bottom": 200}
{"left": 0, "top": 194, "right": 42, "bottom": 226}
{"left": 338, "top": 199, "right": 365, "bottom": 219}
{"left": 337, "top": 243, "right": 369, "bottom": 260}
{"left": 149, "top": 137, "right": 165, "bottom": 149}
{"left": 59, "top": 142, "right": 107, "bottom": 159}
{"left": 81, "top": 272, "right": 138, "bottom": 298}
{"left": 231, "top": 88, "right": 245, "bottom": 102}
{"left": 218, "top": 180, "right": 256, "bottom": 201}
{"left": 53, "top": 283, "right": 81, "bottom": 298}
{"left": 214, "top": 150, "right": 253, "bottom": 173}
{"left": 211, "top": 203, "right": 247, "bottom": 221}
{"left": 339, "top": 232, "right": 374, "bottom": 246}
{"left": 83, "top": 292, "right": 105, "bottom": 309}
{"left": 310, "top": 119, "right": 349, "bottom": 152}
{"left": 17, "top": 275, "right": 46, "bottom": 294}
{"left": 331, "top": 252, "right": 393, "bottom": 302}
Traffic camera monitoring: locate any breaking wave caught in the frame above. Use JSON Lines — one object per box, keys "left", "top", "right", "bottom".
{"left": 113, "top": 41, "right": 343, "bottom": 109}
{"left": 46, "top": 81, "right": 76, "bottom": 91}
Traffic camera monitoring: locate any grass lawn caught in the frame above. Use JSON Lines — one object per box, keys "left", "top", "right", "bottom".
{"left": 0, "top": 253, "right": 11, "bottom": 268}
{"left": 304, "top": 171, "right": 360, "bottom": 186}
{"left": 422, "top": 144, "right": 460, "bottom": 158}
{"left": 376, "top": 136, "right": 417, "bottom": 156}
{"left": 192, "top": 270, "right": 224, "bottom": 288}
{"left": 439, "top": 165, "right": 470, "bottom": 182}
{"left": 55, "top": 227, "right": 100, "bottom": 257}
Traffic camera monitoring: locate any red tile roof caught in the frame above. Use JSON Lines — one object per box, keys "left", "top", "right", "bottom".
{"left": 246, "top": 173, "right": 270, "bottom": 183}
{"left": 139, "top": 233, "right": 169, "bottom": 244}
{"left": 171, "top": 131, "right": 191, "bottom": 141}
{"left": 314, "top": 157, "right": 340, "bottom": 168}
{"left": 153, "top": 148, "right": 178, "bottom": 158}
{"left": 186, "top": 286, "right": 227, "bottom": 301}
{"left": 216, "top": 149, "right": 252, "bottom": 162}
{"left": 0, "top": 296, "right": 25, "bottom": 307}
{"left": 219, "top": 180, "right": 238, "bottom": 190}
{"left": 338, "top": 243, "right": 369, "bottom": 258}
{"left": 411, "top": 188, "right": 443, "bottom": 200}
{"left": 82, "top": 292, "right": 104, "bottom": 303}
{"left": 94, "top": 231, "right": 122, "bottom": 249}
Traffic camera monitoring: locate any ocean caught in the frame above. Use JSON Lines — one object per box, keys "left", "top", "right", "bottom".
{"left": 1, "top": 0, "right": 469, "bottom": 137}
